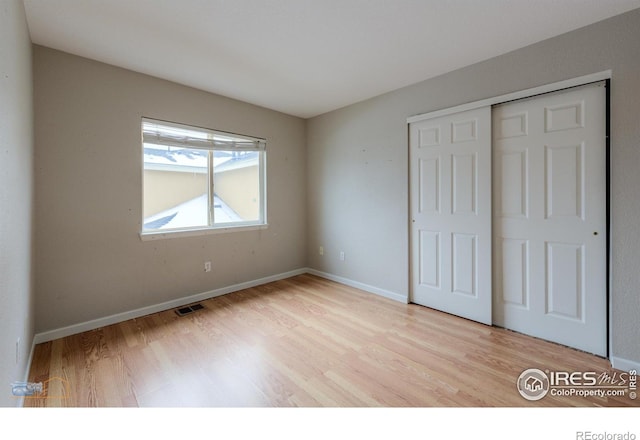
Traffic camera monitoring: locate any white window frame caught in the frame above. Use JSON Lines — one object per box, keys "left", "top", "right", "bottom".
{"left": 140, "top": 118, "right": 267, "bottom": 241}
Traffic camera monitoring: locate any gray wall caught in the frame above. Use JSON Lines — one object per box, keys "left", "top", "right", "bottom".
{"left": 34, "top": 47, "right": 307, "bottom": 332}
{"left": 0, "top": 0, "right": 35, "bottom": 407}
{"left": 307, "top": 9, "right": 640, "bottom": 364}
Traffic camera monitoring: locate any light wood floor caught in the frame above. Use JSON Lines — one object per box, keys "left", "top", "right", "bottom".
{"left": 25, "top": 274, "right": 638, "bottom": 407}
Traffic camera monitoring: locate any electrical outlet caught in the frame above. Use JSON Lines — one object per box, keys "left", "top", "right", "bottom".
{"left": 339, "top": 251, "right": 345, "bottom": 261}
{"left": 319, "top": 246, "right": 324, "bottom": 256}
{"left": 204, "top": 261, "right": 212, "bottom": 272}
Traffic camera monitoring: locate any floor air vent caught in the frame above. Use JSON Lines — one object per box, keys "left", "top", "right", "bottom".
{"left": 175, "top": 303, "right": 205, "bottom": 316}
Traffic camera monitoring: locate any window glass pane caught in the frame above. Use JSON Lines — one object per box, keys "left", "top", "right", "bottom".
{"left": 143, "top": 144, "right": 209, "bottom": 230}
{"left": 213, "top": 150, "right": 261, "bottom": 224}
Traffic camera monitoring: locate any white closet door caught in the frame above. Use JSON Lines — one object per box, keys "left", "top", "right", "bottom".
{"left": 410, "top": 107, "right": 492, "bottom": 325}
{"left": 493, "top": 82, "right": 607, "bottom": 356}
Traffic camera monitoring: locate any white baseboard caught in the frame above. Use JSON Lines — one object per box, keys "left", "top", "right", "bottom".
{"left": 306, "top": 268, "right": 408, "bottom": 304}
{"left": 32, "top": 267, "right": 407, "bottom": 345}
{"left": 611, "top": 356, "right": 640, "bottom": 372}
{"left": 33, "top": 268, "right": 307, "bottom": 344}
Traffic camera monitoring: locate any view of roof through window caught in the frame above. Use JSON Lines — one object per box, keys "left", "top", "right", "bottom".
{"left": 142, "top": 119, "right": 264, "bottom": 232}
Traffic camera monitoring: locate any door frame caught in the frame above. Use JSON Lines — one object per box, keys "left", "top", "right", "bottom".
{"left": 408, "top": 70, "right": 612, "bottom": 358}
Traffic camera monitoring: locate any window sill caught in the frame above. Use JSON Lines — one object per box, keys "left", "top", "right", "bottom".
{"left": 139, "top": 223, "right": 268, "bottom": 241}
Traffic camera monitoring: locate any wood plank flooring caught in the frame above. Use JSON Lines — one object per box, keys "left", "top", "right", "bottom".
{"left": 24, "top": 274, "right": 639, "bottom": 407}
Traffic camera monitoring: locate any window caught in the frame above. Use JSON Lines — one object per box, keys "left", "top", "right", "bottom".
{"left": 141, "top": 118, "right": 266, "bottom": 236}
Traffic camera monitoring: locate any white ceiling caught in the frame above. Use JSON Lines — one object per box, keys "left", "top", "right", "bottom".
{"left": 23, "top": 0, "right": 640, "bottom": 118}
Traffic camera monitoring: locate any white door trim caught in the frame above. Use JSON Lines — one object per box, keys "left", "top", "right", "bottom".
{"left": 407, "top": 70, "right": 611, "bottom": 124}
